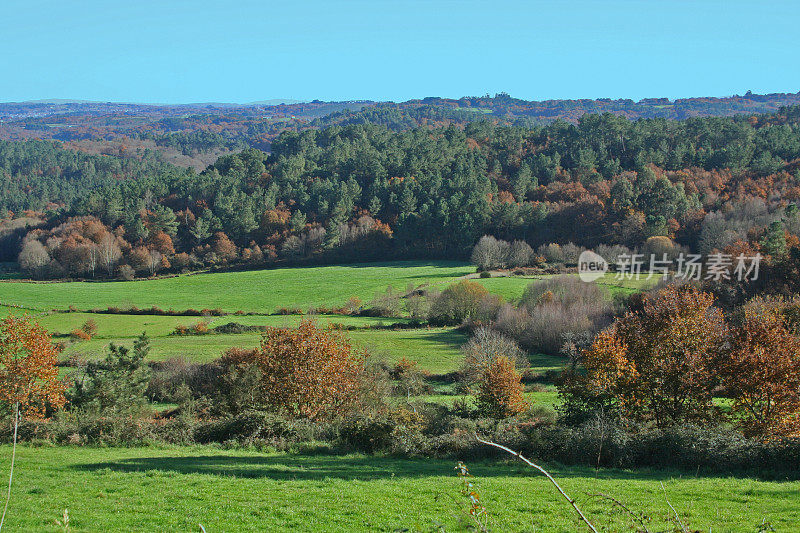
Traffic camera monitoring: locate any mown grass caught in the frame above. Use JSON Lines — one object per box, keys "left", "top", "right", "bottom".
{"left": 0, "top": 261, "right": 473, "bottom": 313}
{"left": 1, "top": 445, "right": 796, "bottom": 532}
{"left": 57, "top": 318, "right": 468, "bottom": 373}
{"left": 0, "top": 263, "right": 652, "bottom": 315}
{"left": 349, "top": 328, "right": 468, "bottom": 374}
{"left": 475, "top": 272, "right": 655, "bottom": 304}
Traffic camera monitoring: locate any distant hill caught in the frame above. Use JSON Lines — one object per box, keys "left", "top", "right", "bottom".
{"left": 2, "top": 91, "right": 800, "bottom": 156}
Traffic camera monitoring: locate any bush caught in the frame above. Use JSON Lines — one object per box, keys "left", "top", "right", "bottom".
{"left": 118, "top": 264, "right": 135, "bottom": 280}
{"left": 429, "top": 280, "right": 489, "bottom": 326}
{"left": 70, "top": 329, "right": 91, "bottom": 341}
{"left": 219, "top": 321, "right": 366, "bottom": 421}
{"left": 497, "top": 275, "right": 613, "bottom": 354}
{"left": 80, "top": 319, "right": 98, "bottom": 337}
{"left": 195, "top": 410, "right": 326, "bottom": 447}
{"left": 461, "top": 327, "right": 526, "bottom": 385}
{"left": 475, "top": 356, "right": 528, "bottom": 419}
{"left": 364, "top": 286, "right": 402, "bottom": 317}
{"left": 479, "top": 271, "right": 491, "bottom": 278}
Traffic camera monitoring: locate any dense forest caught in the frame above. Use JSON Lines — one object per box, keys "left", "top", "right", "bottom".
{"left": 4, "top": 104, "right": 800, "bottom": 279}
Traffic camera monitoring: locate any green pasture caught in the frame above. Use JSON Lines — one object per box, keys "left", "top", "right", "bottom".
{"left": 0, "top": 261, "right": 473, "bottom": 314}
{"left": 0, "top": 262, "right": 653, "bottom": 315}
{"left": 0, "top": 445, "right": 795, "bottom": 532}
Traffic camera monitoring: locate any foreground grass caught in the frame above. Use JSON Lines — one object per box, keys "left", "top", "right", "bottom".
{"left": 1, "top": 445, "right": 796, "bottom": 532}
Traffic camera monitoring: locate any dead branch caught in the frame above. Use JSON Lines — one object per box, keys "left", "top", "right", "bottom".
{"left": 475, "top": 433, "right": 598, "bottom": 533}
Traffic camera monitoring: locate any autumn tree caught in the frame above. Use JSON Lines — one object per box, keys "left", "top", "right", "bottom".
{"left": 227, "top": 321, "right": 365, "bottom": 420}
{"left": 0, "top": 315, "right": 65, "bottom": 418}
{"left": 720, "top": 297, "right": 800, "bottom": 439}
{"left": 461, "top": 327, "right": 526, "bottom": 385}
{"left": 210, "top": 231, "right": 237, "bottom": 262}
{"left": 575, "top": 285, "right": 727, "bottom": 426}
{"left": 475, "top": 356, "right": 528, "bottom": 419}
{"left": 149, "top": 231, "right": 175, "bottom": 256}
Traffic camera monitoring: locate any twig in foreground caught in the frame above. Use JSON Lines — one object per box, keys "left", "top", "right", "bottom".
{"left": 475, "top": 433, "right": 598, "bottom": 533}
{"left": 0, "top": 403, "right": 19, "bottom": 533}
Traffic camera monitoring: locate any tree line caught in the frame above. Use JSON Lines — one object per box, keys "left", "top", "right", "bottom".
{"left": 4, "top": 105, "right": 800, "bottom": 278}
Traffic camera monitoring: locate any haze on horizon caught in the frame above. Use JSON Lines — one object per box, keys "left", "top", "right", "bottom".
{"left": 2, "top": 0, "right": 799, "bottom": 104}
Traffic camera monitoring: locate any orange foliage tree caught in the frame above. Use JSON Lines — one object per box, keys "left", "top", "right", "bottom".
{"left": 721, "top": 297, "right": 800, "bottom": 439}
{"left": 0, "top": 315, "right": 65, "bottom": 418}
{"left": 476, "top": 356, "right": 528, "bottom": 419}
{"left": 229, "top": 321, "right": 365, "bottom": 420}
{"left": 580, "top": 285, "right": 727, "bottom": 426}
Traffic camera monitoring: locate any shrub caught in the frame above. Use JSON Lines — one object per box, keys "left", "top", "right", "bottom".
{"left": 212, "top": 322, "right": 266, "bottom": 335}
{"left": 70, "top": 329, "right": 91, "bottom": 341}
{"left": 364, "top": 286, "right": 402, "bottom": 317}
{"left": 118, "top": 264, "right": 135, "bottom": 281}
{"left": 194, "top": 410, "right": 326, "bottom": 447}
{"left": 148, "top": 358, "right": 221, "bottom": 403}
{"left": 429, "top": 280, "right": 489, "bottom": 326}
{"left": 479, "top": 271, "right": 491, "bottom": 278}
{"left": 222, "top": 321, "right": 366, "bottom": 421}
{"left": 500, "top": 275, "right": 613, "bottom": 355}
{"left": 80, "top": 318, "right": 98, "bottom": 337}
{"left": 191, "top": 321, "right": 209, "bottom": 335}
{"left": 475, "top": 356, "right": 528, "bottom": 419}
{"left": 461, "top": 328, "right": 526, "bottom": 385}
{"left": 404, "top": 293, "right": 430, "bottom": 320}
{"left": 519, "top": 275, "right": 605, "bottom": 311}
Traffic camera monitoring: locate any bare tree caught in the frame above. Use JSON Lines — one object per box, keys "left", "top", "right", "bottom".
{"left": 471, "top": 235, "right": 509, "bottom": 270}
{"left": 147, "top": 250, "right": 163, "bottom": 276}
{"left": 98, "top": 234, "right": 121, "bottom": 276}
{"left": 17, "top": 239, "right": 50, "bottom": 278}
{"left": 86, "top": 243, "right": 99, "bottom": 278}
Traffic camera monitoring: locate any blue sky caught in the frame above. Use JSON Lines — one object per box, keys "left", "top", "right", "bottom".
{"left": 2, "top": 0, "right": 798, "bottom": 103}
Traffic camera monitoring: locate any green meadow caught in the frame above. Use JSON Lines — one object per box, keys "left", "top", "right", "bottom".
{"left": 0, "top": 261, "right": 473, "bottom": 313}
{"left": 2, "top": 445, "right": 796, "bottom": 532}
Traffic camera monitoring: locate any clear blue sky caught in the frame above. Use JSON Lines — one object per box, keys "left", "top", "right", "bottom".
{"left": 2, "top": 0, "right": 798, "bottom": 104}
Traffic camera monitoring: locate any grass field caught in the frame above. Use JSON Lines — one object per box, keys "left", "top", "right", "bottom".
{"left": 0, "top": 262, "right": 793, "bottom": 531}
{"left": 0, "top": 261, "right": 473, "bottom": 314}
{"left": 2, "top": 445, "right": 796, "bottom": 532}
{"left": 49, "top": 311, "right": 468, "bottom": 372}
{"left": 0, "top": 262, "right": 653, "bottom": 314}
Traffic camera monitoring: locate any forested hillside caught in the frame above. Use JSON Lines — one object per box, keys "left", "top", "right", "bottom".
{"left": 4, "top": 105, "right": 800, "bottom": 279}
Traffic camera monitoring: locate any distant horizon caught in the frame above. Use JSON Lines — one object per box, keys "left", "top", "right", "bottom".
{"left": 4, "top": 88, "right": 800, "bottom": 108}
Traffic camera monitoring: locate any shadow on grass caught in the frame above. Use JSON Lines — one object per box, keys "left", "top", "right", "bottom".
{"left": 76, "top": 454, "right": 452, "bottom": 481}
{"left": 72, "top": 452, "right": 796, "bottom": 483}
